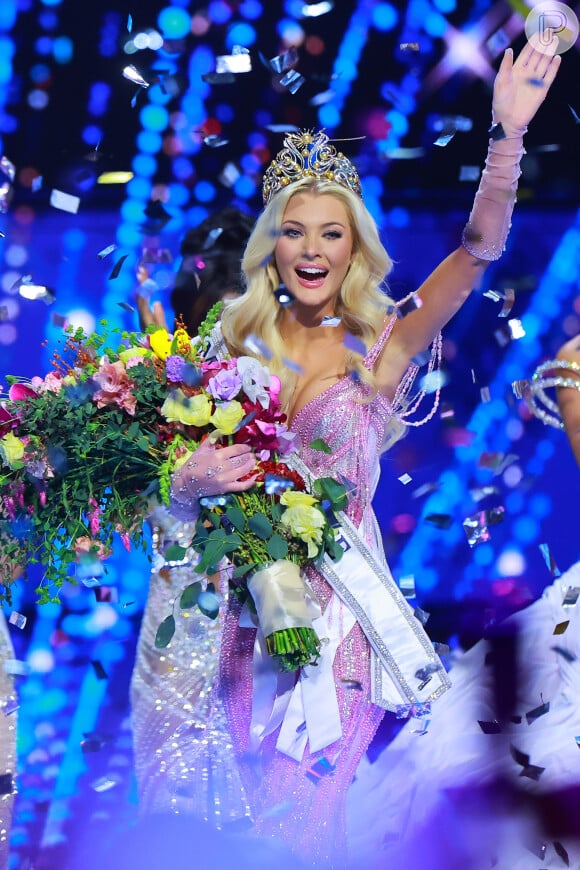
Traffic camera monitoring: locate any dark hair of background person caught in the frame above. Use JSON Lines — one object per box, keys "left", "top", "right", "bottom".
{"left": 170, "top": 206, "right": 255, "bottom": 335}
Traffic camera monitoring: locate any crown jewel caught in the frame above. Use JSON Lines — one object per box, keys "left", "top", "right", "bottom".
{"left": 262, "top": 129, "right": 362, "bottom": 205}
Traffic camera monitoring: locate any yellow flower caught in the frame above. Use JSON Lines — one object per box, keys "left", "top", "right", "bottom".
{"left": 161, "top": 391, "right": 213, "bottom": 427}
{"left": 149, "top": 328, "right": 173, "bottom": 360}
{"left": 172, "top": 328, "right": 192, "bottom": 357}
{"left": 280, "top": 490, "right": 318, "bottom": 509}
{"left": 0, "top": 432, "right": 26, "bottom": 468}
{"left": 210, "top": 401, "right": 245, "bottom": 435}
{"left": 118, "top": 346, "right": 149, "bottom": 364}
{"left": 280, "top": 504, "right": 325, "bottom": 558}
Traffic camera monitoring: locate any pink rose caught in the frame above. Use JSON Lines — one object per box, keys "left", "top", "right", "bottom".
{"left": 30, "top": 371, "right": 63, "bottom": 394}
{"left": 92, "top": 360, "right": 137, "bottom": 416}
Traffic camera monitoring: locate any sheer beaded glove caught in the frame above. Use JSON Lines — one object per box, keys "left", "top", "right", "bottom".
{"left": 169, "top": 441, "right": 257, "bottom": 522}
{"left": 462, "top": 42, "right": 560, "bottom": 261}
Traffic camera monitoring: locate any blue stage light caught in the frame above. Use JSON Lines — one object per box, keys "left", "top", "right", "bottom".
{"left": 388, "top": 206, "right": 410, "bottom": 228}
{"left": 140, "top": 104, "right": 169, "bottom": 133}
{"left": 81, "top": 124, "right": 102, "bottom": 146}
{"left": 240, "top": 153, "right": 260, "bottom": 174}
{"left": 187, "top": 205, "right": 210, "bottom": 227}
{"left": 88, "top": 81, "right": 110, "bottom": 116}
{"left": 233, "top": 175, "right": 256, "bottom": 199}
{"left": 117, "top": 224, "right": 142, "bottom": 248}
{"left": 424, "top": 11, "right": 447, "bottom": 37}
{"left": 473, "top": 543, "right": 494, "bottom": 566}
{"left": 215, "top": 102, "right": 235, "bottom": 123}
{"left": 173, "top": 156, "right": 193, "bottom": 180}
{"left": 208, "top": 1, "right": 233, "bottom": 25}
{"left": 52, "top": 35, "right": 73, "bottom": 63}
{"left": 0, "top": 1, "right": 16, "bottom": 30}
{"left": 158, "top": 7, "right": 191, "bottom": 39}
{"left": 137, "top": 130, "right": 163, "bottom": 154}
{"left": 132, "top": 153, "right": 157, "bottom": 178}
{"left": 386, "top": 109, "right": 409, "bottom": 137}
{"left": 319, "top": 103, "right": 340, "bottom": 129}
{"left": 194, "top": 180, "right": 216, "bottom": 202}
{"left": 31, "top": 63, "right": 50, "bottom": 84}
{"left": 35, "top": 35, "right": 53, "bottom": 55}
{"left": 529, "top": 491, "right": 552, "bottom": 518}
{"left": 371, "top": 3, "right": 398, "bottom": 31}
{"left": 240, "top": 0, "right": 263, "bottom": 19}
{"left": 168, "top": 182, "right": 189, "bottom": 206}
{"left": 226, "top": 21, "right": 257, "bottom": 49}
{"left": 513, "top": 515, "right": 539, "bottom": 544}
{"left": 125, "top": 177, "right": 152, "bottom": 201}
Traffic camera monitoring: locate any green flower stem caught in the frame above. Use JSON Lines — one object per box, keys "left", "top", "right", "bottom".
{"left": 265, "top": 627, "right": 321, "bottom": 672}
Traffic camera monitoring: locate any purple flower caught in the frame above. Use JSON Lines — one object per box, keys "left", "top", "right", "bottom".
{"left": 165, "top": 355, "right": 186, "bottom": 383}
{"left": 207, "top": 368, "right": 242, "bottom": 401}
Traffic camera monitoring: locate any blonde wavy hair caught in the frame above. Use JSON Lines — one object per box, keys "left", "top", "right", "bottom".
{"left": 221, "top": 178, "right": 395, "bottom": 410}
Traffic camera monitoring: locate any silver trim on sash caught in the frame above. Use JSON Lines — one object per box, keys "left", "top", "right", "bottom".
{"left": 289, "top": 454, "right": 451, "bottom": 711}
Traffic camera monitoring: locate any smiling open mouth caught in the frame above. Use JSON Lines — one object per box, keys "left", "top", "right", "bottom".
{"left": 295, "top": 267, "right": 328, "bottom": 281}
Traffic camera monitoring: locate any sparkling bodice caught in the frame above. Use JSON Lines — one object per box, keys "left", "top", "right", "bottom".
{"left": 294, "top": 316, "right": 402, "bottom": 551}
{"left": 294, "top": 376, "right": 396, "bottom": 528}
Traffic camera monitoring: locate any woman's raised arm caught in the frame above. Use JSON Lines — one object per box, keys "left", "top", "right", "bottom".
{"left": 377, "top": 41, "right": 561, "bottom": 394}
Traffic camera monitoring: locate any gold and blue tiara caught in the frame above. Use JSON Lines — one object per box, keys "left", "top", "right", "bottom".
{"left": 262, "top": 129, "right": 362, "bottom": 205}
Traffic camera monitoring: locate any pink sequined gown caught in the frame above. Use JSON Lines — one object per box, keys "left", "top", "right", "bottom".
{"left": 219, "top": 320, "right": 410, "bottom": 866}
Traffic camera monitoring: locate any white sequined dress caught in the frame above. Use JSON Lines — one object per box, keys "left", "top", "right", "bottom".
{"left": 130, "top": 505, "right": 252, "bottom": 826}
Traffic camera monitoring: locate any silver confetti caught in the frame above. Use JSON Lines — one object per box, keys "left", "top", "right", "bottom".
{"left": 122, "top": 64, "right": 150, "bottom": 88}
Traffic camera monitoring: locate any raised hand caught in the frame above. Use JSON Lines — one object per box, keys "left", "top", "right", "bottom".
{"left": 492, "top": 40, "right": 561, "bottom": 136}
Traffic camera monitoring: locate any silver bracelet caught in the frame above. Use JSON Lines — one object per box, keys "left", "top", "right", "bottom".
{"left": 513, "top": 359, "right": 580, "bottom": 428}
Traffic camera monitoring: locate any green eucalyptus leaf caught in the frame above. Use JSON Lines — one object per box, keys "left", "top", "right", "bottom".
{"left": 180, "top": 582, "right": 201, "bottom": 609}
{"left": 269, "top": 501, "right": 283, "bottom": 522}
{"left": 225, "top": 506, "right": 246, "bottom": 532}
{"left": 248, "top": 513, "right": 273, "bottom": 540}
{"left": 232, "top": 564, "right": 255, "bottom": 579}
{"left": 164, "top": 544, "right": 188, "bottom": 562}
{"left": 154, "top": 614, "right": 176, "bottom": 649}
{"left": 266, "top": 534, "right": 288, "bottom": 560}
{"left": 313, "top": 477, "right": 348, "bottom": 511}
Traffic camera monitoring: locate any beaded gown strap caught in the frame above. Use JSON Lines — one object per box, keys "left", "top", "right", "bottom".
{"left": 363, "top": 309, "right": 443, "bottom": 428}
{"left": 363, "top": 313, "right": 398, "bottom": 369}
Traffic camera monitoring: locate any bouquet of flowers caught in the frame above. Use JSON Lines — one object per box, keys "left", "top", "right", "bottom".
{"left": 162, "top": 451, "right": 347, "bottom": 672}
{"left": 0, "top": 304, "right": 295, "bottom": 603}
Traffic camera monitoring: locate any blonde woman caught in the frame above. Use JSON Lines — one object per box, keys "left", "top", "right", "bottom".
{"left": 134, "top": 41, "right": 560, "bottom": 866}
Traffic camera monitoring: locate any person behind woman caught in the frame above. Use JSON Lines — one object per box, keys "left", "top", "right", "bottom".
{"left": 136, "top": 206, "right": 254, "bottom": 335}
{"left": 158, "top": 40, "right": 561, "bottom": 866}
